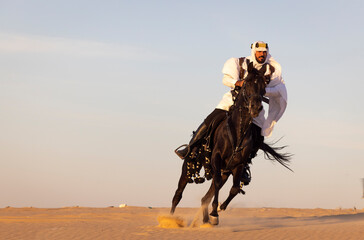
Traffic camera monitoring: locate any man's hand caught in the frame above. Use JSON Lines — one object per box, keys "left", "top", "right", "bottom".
{"left": 235, "top": 80, "right": 244, "bottom": 87}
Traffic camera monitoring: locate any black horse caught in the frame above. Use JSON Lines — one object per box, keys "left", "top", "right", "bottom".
{"left": 171, "top": 62, "right": 291, "bottom": 225}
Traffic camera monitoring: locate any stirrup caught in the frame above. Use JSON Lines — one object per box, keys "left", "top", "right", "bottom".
{"left": 175, "top": 144, "right": 188, "bottom": 152}
{"left": 175, "top": 144, "right": 188, "bottom": 159}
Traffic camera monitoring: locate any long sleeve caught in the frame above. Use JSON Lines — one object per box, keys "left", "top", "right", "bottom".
{"left": 222, "top": 58, "right": 240, "bottom": 89}
{"left": 265, "top": 83, "right": 283, "bottom": 98}
{"left": 260, "top": 58, "right": 288, "bottom": 137}
{"left": 222, "top": 74, "right": 237, "bottom": 88}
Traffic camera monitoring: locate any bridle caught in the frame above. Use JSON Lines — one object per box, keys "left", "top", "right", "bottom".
{"left": 234, "top": 79, "right": 263, "bottom": 118}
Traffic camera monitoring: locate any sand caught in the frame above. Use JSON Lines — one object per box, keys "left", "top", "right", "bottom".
{"left": 1, "top": 206, "right": 364, "bottom": 240}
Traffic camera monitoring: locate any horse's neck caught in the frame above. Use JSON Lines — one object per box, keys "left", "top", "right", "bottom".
{"left": 229, "top": 107, "right": 252, "bottom": 138}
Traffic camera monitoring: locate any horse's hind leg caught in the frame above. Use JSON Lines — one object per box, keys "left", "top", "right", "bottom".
{"left": 219, "top": 165, "right": 244, "bottom": 211}
{"left": 171, "top": 160, "right": 189, "bottom": 214}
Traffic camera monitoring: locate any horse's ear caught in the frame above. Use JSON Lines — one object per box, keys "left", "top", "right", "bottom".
{"left": 247, "top": 62, "right": 254, "bottom": 73}
{"left": 247, "top": 62, "right": 260, "bottom": 78}
{"left": 260, "top": 64, "right": 267, "bottom": 75}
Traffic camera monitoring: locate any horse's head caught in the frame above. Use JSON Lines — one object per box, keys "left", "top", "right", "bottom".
{"left": 234, "top": 62, "right": 268, "bottom": 118}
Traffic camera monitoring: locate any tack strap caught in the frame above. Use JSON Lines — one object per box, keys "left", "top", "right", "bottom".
{"left": 238, "top": 57, "right": 245, "bottom": 80}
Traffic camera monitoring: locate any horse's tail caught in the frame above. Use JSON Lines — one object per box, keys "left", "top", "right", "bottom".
{"left": 259, "top": 142, "right": 293, "bottom": 172}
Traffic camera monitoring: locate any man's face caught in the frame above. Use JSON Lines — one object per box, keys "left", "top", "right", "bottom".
{"left": 255, "top": 51, "right": 267, "bottom": 63}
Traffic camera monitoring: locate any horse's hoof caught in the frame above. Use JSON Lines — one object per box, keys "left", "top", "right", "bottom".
{"left": 209, "top": 215, "right": 219, "bottom": 225}
{"left": 218, "top": 203, "right": 226, "bottom": 212}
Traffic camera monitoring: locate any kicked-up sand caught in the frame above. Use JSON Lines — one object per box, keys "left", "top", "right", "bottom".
{"left": 0, "top": 206, "right": 364, "bottom": 239}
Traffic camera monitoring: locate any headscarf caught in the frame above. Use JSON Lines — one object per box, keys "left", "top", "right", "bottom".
{"left": 250, "top": 41, "right": 270, "bottom": 68}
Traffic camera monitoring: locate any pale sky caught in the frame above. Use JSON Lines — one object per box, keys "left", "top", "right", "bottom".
{"left": 1, "top": 0, "right": 364, "bottom": 209}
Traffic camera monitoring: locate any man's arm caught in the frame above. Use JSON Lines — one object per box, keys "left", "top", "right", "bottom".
{"left": 223, "top": 74, "right": 238, "bottom": 88}
{"left": 222, "top": 58, "right": 240, "bottom": 88}
{"left": 265, "top": 84, "right": 283, "bottom": 98}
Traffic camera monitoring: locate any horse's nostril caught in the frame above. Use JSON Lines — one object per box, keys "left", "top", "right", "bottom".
{"left": 259, "top": 106, "right": 263, "bottom": 111}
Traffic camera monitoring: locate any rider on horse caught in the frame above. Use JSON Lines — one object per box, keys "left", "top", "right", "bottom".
{"left": 175, "top": 41, "right": 288, "bottom": 184}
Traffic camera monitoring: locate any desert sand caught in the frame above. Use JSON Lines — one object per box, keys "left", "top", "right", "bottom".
{"left": 1, "top": 206, "right": 364, "bottom": 240}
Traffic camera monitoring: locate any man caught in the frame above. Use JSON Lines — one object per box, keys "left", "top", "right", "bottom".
{"left": 175, "top": 41, "right": 287, "bottom": 178}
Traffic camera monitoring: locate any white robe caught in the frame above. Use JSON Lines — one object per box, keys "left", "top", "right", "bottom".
{"left": 216, "top": 56, "right": 287, "bottom": 137}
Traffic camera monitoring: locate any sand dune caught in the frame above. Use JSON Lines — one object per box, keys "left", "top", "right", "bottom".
{"left": 1, "top": 206, "right": 363, "bottom": 239}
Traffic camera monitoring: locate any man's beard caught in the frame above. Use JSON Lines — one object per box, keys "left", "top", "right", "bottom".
{"left": 256, "top": 57, "right": 266, "bottom": 63}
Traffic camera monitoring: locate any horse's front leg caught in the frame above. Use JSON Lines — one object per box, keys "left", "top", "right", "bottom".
{"left": 219, "top": 165, "right": 244, "bottom": 211}
{"left": 201, "top": 181, "right": 215, "bottom": 223}
{"left": 209, "top": 154, "right": 223, "bottom": 225}
{"left": 201, "top": 172, "right": 229, "bottom": 223}
{"left": 171, "top": 160, "right": 189, "bottom": 214}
